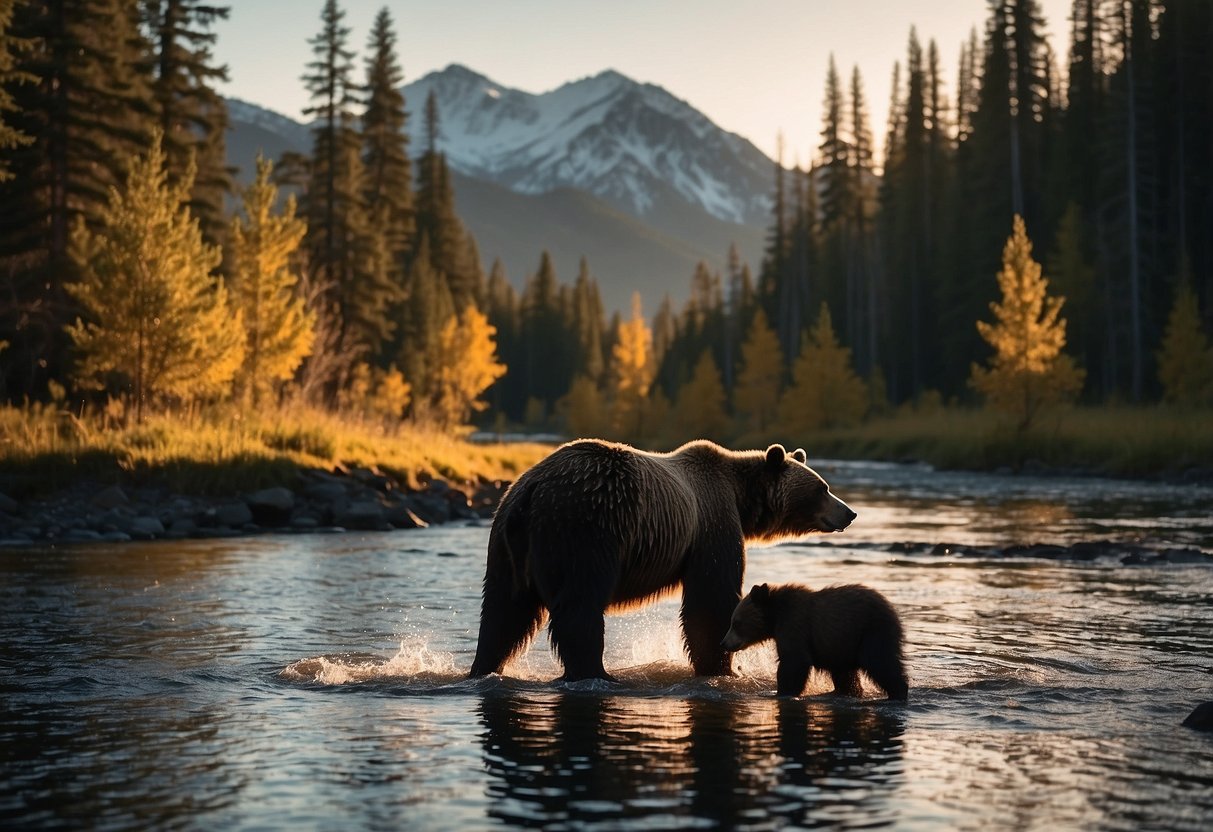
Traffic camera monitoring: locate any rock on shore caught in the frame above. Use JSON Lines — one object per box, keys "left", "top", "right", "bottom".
{"left": 0, "top": 465, "right": 509, "bottom": 545}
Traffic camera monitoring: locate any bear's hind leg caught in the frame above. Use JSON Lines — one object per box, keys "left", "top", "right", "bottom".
{"left": 859, "top": 636, "right": 909, "bottom": 700}
{"left": 469, "top": 539, "right": 546, "bottom": 677}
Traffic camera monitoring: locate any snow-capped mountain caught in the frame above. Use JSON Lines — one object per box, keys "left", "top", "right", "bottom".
{"left": 223, "top": 65, "right": 772, "bottom": 313}
{"left": 402, "top": 64, "right": 772, "bottom": 226}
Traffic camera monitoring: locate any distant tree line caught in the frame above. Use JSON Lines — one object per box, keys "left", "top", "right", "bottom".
{"left": 0, "top": 0, "right": 1210, "bottom": 443}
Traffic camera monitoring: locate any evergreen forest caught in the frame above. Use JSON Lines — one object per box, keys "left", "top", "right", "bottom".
{"left": 1, "top": 0, "right": 1211, "bottom": 457}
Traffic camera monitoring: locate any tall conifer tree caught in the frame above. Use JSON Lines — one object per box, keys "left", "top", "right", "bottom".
{"left": 143, "top": 0, "right": 231, "bottom": 245}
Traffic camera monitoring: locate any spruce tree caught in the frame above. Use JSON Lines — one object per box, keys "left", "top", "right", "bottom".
{"left": 414, "top": 90, "right": 474, "bottom": 308}
{"left": 970, "top": 216, "right": 1084, "bottom": 430}
{"left": 301, "top": 0, "right": 396, "bottom": 370}
{"left": 228, "top": 155, "right": 314, "bottom": 406}
{"left": 65, "top": 132, "right": 243, "bottom": 421}
{"left": 673, "top": 350, "right": 729, "bottom": 443}
{"left": 143, "top": 0, "right": 231, "bottom": 245}
{"left": 734, "top": 308, "right": 783, "bottom": 434}
{"left": 361, "top": 6, "right": 413, "bottom": 312}
{"left": 778, "top": 303, "right": 868, "bottom": 434}
{"left": 1156, "top": 278, "right": 1213, "bottom": 407}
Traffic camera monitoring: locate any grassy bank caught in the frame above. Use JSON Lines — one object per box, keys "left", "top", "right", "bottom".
{"left": 0, "top": 403, "right": 550, "bottom": 498}
{"left": 797, "top": 405, "right": 1213, "bottom": 479}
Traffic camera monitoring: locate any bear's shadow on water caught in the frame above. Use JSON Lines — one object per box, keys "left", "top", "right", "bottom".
{"left": 477, "top": 682, "right": 907, "bottom": 828}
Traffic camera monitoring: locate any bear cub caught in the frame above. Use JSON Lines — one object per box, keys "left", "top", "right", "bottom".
{"left": 721, "top": 583, "right": 908, "bottom": 700}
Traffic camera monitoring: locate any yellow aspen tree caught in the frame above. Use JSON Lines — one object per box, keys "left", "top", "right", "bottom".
{"left": 779, "top": 303, "right": 868, "bottom": 433}
{"left": 65, "top": 131, "right": 243, "bottom": 421}
{"left": 610, "top": 292, "right": 654, "bottom": 441}
{"left": 431, "top": 305, "right": 507, "bottom": 429}
{"left": 734, "top": 308, "right": 783, "bottom": 433}
{"left": 1156, "top": 280, "right": 1213, "bottom": 406}
{"left": 970, "top": 215, "right": 1084, "bottom": 431}
{"left": 673, "top": 350, "right": 730, "bottom": 442}
{"left": 229, "top": 155, "right": 315, "bottom": 406}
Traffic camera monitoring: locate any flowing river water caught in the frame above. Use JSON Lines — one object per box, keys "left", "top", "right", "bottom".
{"left": 2, "top": 460, "right": 1212, "bottom": 830}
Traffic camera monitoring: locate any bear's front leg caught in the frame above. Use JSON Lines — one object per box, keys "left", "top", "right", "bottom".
{"left": 776, "top": 658, "right": 811, "bottom": 696}
{"left": 679, "top": 548, "right": 743, "bottom": 676}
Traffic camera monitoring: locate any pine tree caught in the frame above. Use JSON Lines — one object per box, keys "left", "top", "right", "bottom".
{"left": 970, "top": 215, "right": 1084, "bottom": 430}
{"left": 0, "top": 0, "right": 33, "bottom": 183}
{"left": 778, "top": 303, "right": 868, "bottom": 434}
{"left": 144, "top": 0, "right": 231, "bottom": 245}
{"left": 0, "top": 0, "right": 155, "bottom": 397}
{"left": 1156, "top": 278, "right": 1213, "bottom": 407}
{"left": 65, "top": 132, "right": 243, "bottom": 421}
{"left": 673, "top": 350, "right": 729, "bottom": 443}
{"left": 430, "top": 304, "right": 506, "bottom": 428}
{"left": 610, "top": 292, "right": 653, "bottom": 441}
{"left": 361, "top": 7, "right": 413, "bottom": 302}
{"left": 414, "top": 90, "right": 475, "bottom": 308}
{"left": 228, "top": 155, "right": 314, "bottom": 406}
{"left": 734, "top": 308, "right": 783, "bottom": 434}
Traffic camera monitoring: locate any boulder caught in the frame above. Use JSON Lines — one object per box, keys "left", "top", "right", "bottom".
{"left": 247, "top": 487, "right": 295, "bottom": 526}
{"left": 1182, "top": 702, "right": 1213, "bottom": 732}
{"left": 215, "top": 502, "right": 253, "bottom": 528}
{"left": 334, "top": 500, "right": 390, "bottom": 531}
{"left": 128, "top": 516, "right": 165, "bottom": 539}
{"left": 91, "top": 485, "right": 129, "bottom": 510}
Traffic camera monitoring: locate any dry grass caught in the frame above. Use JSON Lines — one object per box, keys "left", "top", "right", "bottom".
{"left": 0, "top": 402, "right": 550, "bottom": 497}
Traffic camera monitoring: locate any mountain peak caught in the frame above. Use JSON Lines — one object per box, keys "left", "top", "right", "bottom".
{"left": 402, "top": 66, "right": 772, "bottom": 225}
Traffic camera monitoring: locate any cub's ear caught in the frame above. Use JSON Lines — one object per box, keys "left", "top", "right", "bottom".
{"left": 765, "top": 444, "right": 786, "bottom": 467}
{"left": 750, "top": 583, "right": 770, "bottom": 602}
{"left": 791, "top": 448, "right": 807, "bottom": 464}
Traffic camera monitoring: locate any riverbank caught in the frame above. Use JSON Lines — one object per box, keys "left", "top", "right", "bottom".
{"left": 3, "top": 403, "right": 1211, "bottom": 545}
{"left": 0, "top": 404, "right": 548, "bottom": 545}
{"left": 792, "top": 405, "right": 1213, "bottom": 482}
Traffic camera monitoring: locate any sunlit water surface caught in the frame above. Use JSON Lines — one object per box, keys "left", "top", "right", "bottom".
{"left": 2, "top": 461, "right": 1212, "bottom": 830}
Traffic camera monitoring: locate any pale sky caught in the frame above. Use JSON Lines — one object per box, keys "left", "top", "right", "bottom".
{"left": 214, "top": 0, "right": 1073, "bottom": 164}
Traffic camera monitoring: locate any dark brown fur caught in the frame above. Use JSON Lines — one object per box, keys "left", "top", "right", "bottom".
{"left": 469, "top": 440, "right": 856, "bottom": 681}
{"left": 721, "top": 583, "right": 908, "bottom": 700}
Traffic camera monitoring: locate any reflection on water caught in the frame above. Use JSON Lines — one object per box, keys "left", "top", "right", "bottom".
{"left": 2, "top": 461, "right": 1212, "bottom": 830}
{"left": 479, "top": 691, "right": 905, "bottom": 829}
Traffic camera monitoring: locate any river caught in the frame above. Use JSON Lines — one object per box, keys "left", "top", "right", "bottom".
{"left": 2, "top": 460, "right": 1211, "bottom": 830}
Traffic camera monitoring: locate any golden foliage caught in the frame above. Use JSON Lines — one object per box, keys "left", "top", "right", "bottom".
{"left": 563, "top": 375, "right": 607, "bottom": 437}
{"left": 970, "top": 215, "right": 1084, "bottom": 430}
{"left": 610, "top": 292, "right": 654, "bottom": 438}
{"left": 228, "top": 155, "right": 315, "bottom": 406}
{"left": 430, "top": 305, "right": 507, "bottom": 429}
{"left": 65, "top": 131, "right": 244, "bottom": 419}
{"left": 779, "top": 303, "right": 868, "bottom": 434}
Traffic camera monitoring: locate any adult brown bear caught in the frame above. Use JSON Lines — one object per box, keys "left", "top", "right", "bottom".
{"left": 468, "top": 439, "right": 856, "bottom": 681}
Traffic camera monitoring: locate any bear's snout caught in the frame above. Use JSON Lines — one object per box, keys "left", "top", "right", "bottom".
{"left": 721, "top": 631, "right": 743, "bottom": 651}
{"left": 819, "top": 493, "right": 856, "bottom": 532}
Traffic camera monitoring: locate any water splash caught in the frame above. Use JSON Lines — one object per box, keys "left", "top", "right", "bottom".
{"left": 281, "top": 636, "right": 459, "bottom": 685}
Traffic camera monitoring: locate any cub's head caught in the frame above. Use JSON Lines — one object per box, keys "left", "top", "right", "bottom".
{"left": 720, "top": 584, "right": 775, "bottom": 652}
{"left": 755, "top": 444, "right": 856, "bottom": 541}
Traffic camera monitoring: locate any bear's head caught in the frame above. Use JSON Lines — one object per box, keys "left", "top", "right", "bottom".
{"left": 752, "top": 444, "right": 855, "bottom": 541}
{"left": 720, "top": 583, "right": 775, "bottom": 651}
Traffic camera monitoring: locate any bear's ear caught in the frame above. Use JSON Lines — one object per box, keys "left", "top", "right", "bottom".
{"left": 750, "top": 583, "right": 770, "bottom": 602}
{"left": 791, "top": 448, "right": 807, "bottom": 464}
{"left": 765, "top": 444, "right": 786, "bottom": 467}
